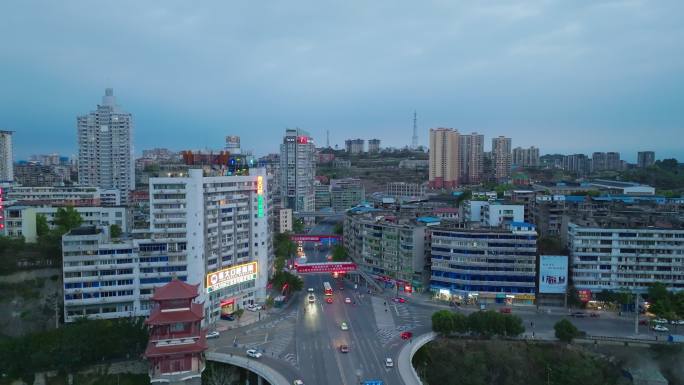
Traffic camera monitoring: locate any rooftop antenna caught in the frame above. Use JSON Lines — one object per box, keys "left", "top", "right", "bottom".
{"left": 411, "top": 111, "right": 418, "bottom": 149}
{"left": 326, "top": 130, "right": 330, "bottom": 148}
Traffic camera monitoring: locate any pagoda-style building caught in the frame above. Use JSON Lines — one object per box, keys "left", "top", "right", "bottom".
{"left": 144, "top": 279, "right": 207, "bottom": 384}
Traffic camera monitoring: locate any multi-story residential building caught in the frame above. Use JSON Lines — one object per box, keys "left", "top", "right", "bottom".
{"left": 61, "top": 168, "right": 272, "bottom": 323}
{"left": 6, "top": 186, "right": 121, "bottom": 207}
{"left": 368, "top": 139, "right": 381, "bottom": 153}
{"left": 225, "top": 135, "right": 241, "bottom": 154}
{"left": 279, "top": 129, "right": 315, "bottom": 213}
{"left": 491, "top": 136, "right": 512, "bottom": 182}
{"left": 637, "top": 151, "right": 655, "bottom": 168}
{"left": 314, "top": 182, "right": 332, "bottom": 211}
{"left": 344, "top": 211, "right": 429, "bottom": 292}
{"left": 510, "top": 190, "right": 536, "bottom": 223}
{"left": 430, "top": 222, "right": 537, "bottom": 305}
{"left": 330, "top": 178, "right": 365, "bottom": 211}
{"left": 398, "top": 159, "right": 429, "bottom": 169}
{"left": 512, "top": 146, "right": 540, "bottom": 168}
{"left": 0, "top": 130, "right": 14, "bottom": 181}
{"left": 274, "top": 208, "right": 293, "bottom": 233}
{"left": 5, "top": 205, "right": 128, "bottom": 242}
{"left": 606, "top": 152, "right": 621, "bottom": 171}
{"left": 562, "top": 154, "right": 590, "bottom": 175}
{"left": 568, "top": 222, "right": 684, "bottom": 293}
{"left": 591, "top": 152, "right": 622, "bottom": 172}
{"left": 464, "top": 200, "right": 524, "bottom": 227}
{"left": 429, "top": 128, "right": 460, "bottom": 188}
{"left": 77, "top": 89, "right": 134, "bottom": 203}
{"left": 386, "top": 182, "right": 427, "bottom": 201}
{"left": 345, "top": 139, "right": 365, "bottom": 154}
{"left": 459, "top": 133, "right": 484, "bottom": 184}
{"left": 14, "top": 163, "right": 73, "bottom": 186}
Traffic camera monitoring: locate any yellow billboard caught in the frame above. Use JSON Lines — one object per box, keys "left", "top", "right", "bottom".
{"left": 206, "top": 262, "right": 258, "bottom": 293}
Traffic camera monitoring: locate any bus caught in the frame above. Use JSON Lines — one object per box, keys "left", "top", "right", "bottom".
{"left": 323, "top": 282, "right": 333, "bottom": 296}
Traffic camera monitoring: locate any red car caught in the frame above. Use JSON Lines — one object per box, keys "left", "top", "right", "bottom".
{"left": 499, "top": 307, "right": 512, "bottom": 314}
{"left": 400, "top": 331, "right": 412, "bottom": 340}
{"left": 392, "top": 297, "right": 407, "bottom": 303}
{"left": 325, "top": 297, "right": 333, "bottom": 304}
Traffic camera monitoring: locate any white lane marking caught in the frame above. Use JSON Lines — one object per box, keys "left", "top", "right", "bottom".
{"left": 264, "top": 333, "right": 268, "bottom": 343}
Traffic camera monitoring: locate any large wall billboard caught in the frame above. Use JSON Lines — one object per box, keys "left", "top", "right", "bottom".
{"left": 538, "top": 255, "right": 568, "bottom": 294}
{"left": 206, "top": 262, "right": 258, "bottom": 293}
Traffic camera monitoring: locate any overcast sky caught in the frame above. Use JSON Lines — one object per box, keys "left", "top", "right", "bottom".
{"left": 1, "top": 1, "right": 683, "bottom": 161}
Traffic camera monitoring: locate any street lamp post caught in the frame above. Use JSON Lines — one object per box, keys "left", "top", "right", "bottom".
{"left": 355, "top": 369, "right": 362, "bottom": 385}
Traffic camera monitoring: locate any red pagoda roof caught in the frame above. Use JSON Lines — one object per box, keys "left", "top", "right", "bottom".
{"left": 144, "top": 335, "right": 208, "bottom": 358}
{"left": 146, "top": 303, "right": 204, "bottom": 325}
{"left": 151, "top": 279, "right": 200, "bottom": 301}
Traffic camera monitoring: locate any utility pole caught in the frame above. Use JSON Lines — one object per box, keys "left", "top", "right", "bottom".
{"left": 634, "top": 292, "right": 639, "bottom": 335}
{"left": 411, "top": 111, "right": 418, "bottom": 149}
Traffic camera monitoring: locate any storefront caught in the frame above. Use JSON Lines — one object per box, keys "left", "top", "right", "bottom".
{"left": 220, "top": 298, "right": 235, "bottom": 315}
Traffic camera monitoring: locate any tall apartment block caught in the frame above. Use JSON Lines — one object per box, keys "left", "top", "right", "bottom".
{"left": 569, "top": 222, "right": 684, "bottom": 293}
{"left": 563, "top": 154, "right": 590, "bottom": 175}
{"left": 0, "top": 130, "right": 14, "bottom": 181}
{"left": 430, "top": 222, "right": 537, "bottom": 305}
{"left": 592, "top": 151, "right": 621, "bottom": 172}
{"left": 428, "top": 128, "right": 460, "bottom": 188}
{"left": 368, "top": 139, "right": 381, "bottom": 153}
{"left": 77, "top": 89, "right": 134, "bottom": 203}
{"left": 459, "top": 133, "right": 484, "bottom": 184}
{"left": 491, "top": 136, "right": 512, "bottom": 182}
{"left": 62, "top": 168, "right": 272, "bottom": 323}
{"left": 279, "top": 129, "right": 315, "bottom": 212}
{"left": 512, "top": 146, "right": 540, "bottom": 168}
{"left": 345, "top": 139, "right": 365, "bottom": 154}
{"left": 637, "top": 151, "right": 655, "bottom": 168}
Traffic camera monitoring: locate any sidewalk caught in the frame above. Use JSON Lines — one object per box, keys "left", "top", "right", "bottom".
{"left": 216, "top": 291, "right": 301, "bottom": 332}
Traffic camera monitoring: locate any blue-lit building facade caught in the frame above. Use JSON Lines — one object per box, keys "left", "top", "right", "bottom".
{"left": 430, "top": 222, "right": 537, "bottom": 305}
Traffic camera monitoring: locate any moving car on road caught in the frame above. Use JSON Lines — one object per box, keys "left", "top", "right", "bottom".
{"left": 339, "top": 344, "right": 349, "bottom": 353}
{"left": 345, "top": 297, "right": 352, "bottom": 304}
{"left": 325, "top": 297, "right": 333, "bottom": 304}
{"left": 385, "top": 358, "right": 394, "bottom": 367}
{"left": 499, "top": 307, "right": 511, "bottom": 314}
{"left": 392, "top": 297, "right": 406, "bottom": 303}
{"left": 308, "top": 294, "right": 315, "bottom": 303}
{"left": 293, "top": 380, "right": 304, "bottom": 385}
{"left": 246, "top": 349, "right": 262, "bottom": 358}
{"left": 206, "top": 331, "right": 220, "bottom": 339}
{"left": 341, "top": 322, "right": 349, "bottom": 330}
{"left": 671, "top": 319, "right": 684, "bottom": 325}
{"left": 220, "top": 313, "right": 235, "bottom": 321}
{"left": 400, "top": 331, "right": 412, "bottom": 340}
{"left": 570, "top": 312, "right": 587, "bottom": 318}
{"left": 307, "top": 288, "right": 314, "bottom": 293}
{"left": 653, "top": 325, "right": 669, "bottom": 332}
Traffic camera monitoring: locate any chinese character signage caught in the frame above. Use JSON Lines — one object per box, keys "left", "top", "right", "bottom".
{"left": 206, "top": 262, "right": 258, "bottom": 293}
{"left": 538, "top": 255, "right": 568, "bottom": 294}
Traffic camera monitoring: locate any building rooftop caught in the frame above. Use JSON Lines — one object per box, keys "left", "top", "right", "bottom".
{"left": 151, "top": 279, "right": 200, "bottom": 301}
{"left": 67, "top": 226, "right": 101, "bottom": 236}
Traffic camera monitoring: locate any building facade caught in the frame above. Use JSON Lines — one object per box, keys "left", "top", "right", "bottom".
{"left": 0, "top": 130, "right": 14, "bottom": 182}
{"left": 430, "top": 223, "right": 537, "bottom": 305}
{"left": 459, "top": 133, "right": 484, "bottom": 184}
{"left": 429, "top": 128, "right": 460, "bottom": 188}
{"left": 279, "top": 129, "right": 315, "bottom": 212}
{"left": 62, "top": 168, "right": 272, "bottom": 324}
{"left": 386, "top": 182, "right": 427, "bottom": 201}
{"left": 345, "top": 139, "right": 365, "bottom": 154}
{"left": 77, "top": 89, "right": 134, "bottom": 203}
{"left": 512, "top": 146, "right": 540, "bottom": 168}
{"left": 330, "top": 178, "right": 365, "bottom": 211}
{"left": 368, "top": 139, "right": 381, "bottom": 153}
{"left": 637, "top": 151, "right": 655, "bottom": 168}
{"left": 569, "top": 223, "right": 684, "bottom": 293}
{"left": 491, "top": 136, "right": 512, "bottom": 182}
{"left": 6, "top": 186, "right": 120, "bottom": 206}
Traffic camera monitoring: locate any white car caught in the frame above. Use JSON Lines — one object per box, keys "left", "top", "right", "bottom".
{"left": 653, "top": 325, "right": 669, "bottom": 332}
{"left": 246, "top": 349, "right": 263, "bottom": 358}
{"left": 670, "top": 319, "right": 684, "bottom": 325}
{"left": 341, "top": 322, "right": 349, "bottom": 330}
{"left": 293, "top": 381, "right": 304, "bottom": 385}
{"left": 385, "top": 358, "right": 394, "bottom": 367}
{"left": 307, "top": 288, "right": 314, "bottom": 293}
{"left": 654, "top": 318, "right": 669, "bottom": 324}
{"left": 246, "top": 304, "right": 261, "bottom": 312}
{"left": 308, "top": 294, "right": 316, "bottom": 303}
{"left": 206, "top": 331, "right": 220, "bottom": 339}
{"left": 345, "top": 297, "right": 352, "bottom": 304}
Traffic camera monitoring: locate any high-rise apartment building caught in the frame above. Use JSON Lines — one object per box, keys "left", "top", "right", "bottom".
{"left": 459, "top": 133, "right": 484, "bottom": 184}
{"left": 62, "top": 168, "right": 272, "bottom": 323}
{"left": 563, "top": 154, "right": 590, "bottom": 175}
{"left": 606, "top": 152, "right": 621, "bottom": 171}
{"left": 0, "top": 130, "right": 14, "bottom": 181}
{"left": 77, "top": 89, "right": 134, "bottom": 203}
{"left": 368, "top": 139, "right": 381, "bottom": 153}
{"left": 491, "top": 136, "right": 512, "bottom": 182}
{"left": 279, "top": 129, "right": 315, "bottom": 212}
{"left": 637, "top": 151, "right": 655, "bottom": 168}
{"left": 512, "top": 146, "right": 540, "bottom": 168}
{"left": 428, "top": 128, "right": 460, "bottom": 188}
{"left": 345, "top": 139, "right": 365, "bottom": 154}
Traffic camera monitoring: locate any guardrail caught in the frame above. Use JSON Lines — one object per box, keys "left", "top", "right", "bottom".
{"left": 206, "top": 352, "right": 290, "bottom": 385}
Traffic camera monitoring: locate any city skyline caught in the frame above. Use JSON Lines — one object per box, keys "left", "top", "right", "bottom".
{"left": 2, "top": 1, "right": 683, "bottom": 160}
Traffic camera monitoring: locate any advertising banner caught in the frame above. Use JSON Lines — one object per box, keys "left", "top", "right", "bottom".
{"left": 539, "top": 255, "right": 568, "bottom": 294}
{"left": 206, "top": 262, "right": 258, "bottom": 293}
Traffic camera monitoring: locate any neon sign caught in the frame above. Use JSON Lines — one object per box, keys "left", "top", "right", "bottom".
{"left": 206, "top": 262, "right": 258, "bottom": 293}
{"left": 297, "top": 136, "right": 309, "bottom": 144}
{"left": 256, "top": 176, "right": 264, "bottom": 218}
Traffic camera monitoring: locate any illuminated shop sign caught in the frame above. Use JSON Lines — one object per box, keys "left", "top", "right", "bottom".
{"left": 256, "top": 176, "right": 264, "bottom": 218}
{"left": 297, "top": 136, "right": 309, "bottom": 144}
{"left": 206, "top": 262, "right": 258, "bottom": 293}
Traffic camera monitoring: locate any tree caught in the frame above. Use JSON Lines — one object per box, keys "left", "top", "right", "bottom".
{"left": 293, "top": 218, "right": 305, "bottom": 233}
{"left": 36, "top": 214, "right": 49, "bottom": 237}
{"left": 333, "top": 223, "right": 344, "bottom": 235}
{"left": 109, "top": 224, "right": 122, "bottom": 238}
{"left": 234, "top": 308, "right": 245, "bottom": 326}
{"left": 274, "top": 256, "right": 286, "bottom": 272}
{"left": 53, "top": 206, "right": 83, "bottom": 234}
{"left": 270, "top": 271, "right": 303, "bottom": 294}
{"left": 432, "top": 310, "right": 455, "bottom": 335}
{"left": 331, "top": 245, "right": 348, "bottom": 262}
{"left": 554, "top": 319, "right": 580, "bottom": 343}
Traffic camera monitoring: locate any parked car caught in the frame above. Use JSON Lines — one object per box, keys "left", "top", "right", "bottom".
{"left": 206, "top": 331, "right": 220, "bottom": 339}
{"left": 654, "top": 318, "right": 669, "bottom": 324}
{"left": 385, "top": 358, "right": 394, "bottom": 367}
{"left": 246, "top": 349, "right": 262, "bottom": 358}
{"left": 400, "top": 331, "right": 413, "bottom": 340}
{"left": 339, "top": 344, "right": 349, "bottom": 353}
{"left": 653, "top": 325, "right": 669, "bottom": 332}
{"left": 220, "top": 313, "right": 235, "bottom": 321}
{"left": 570, "top": 312, "right": 587, "bottom": 318}
{"left": 670, "top": 319, "right": 684, "bottom": 325}
{"left": 246, "top": 304, "right": 262, "bottom": 311}
{"left": 499, "top": 307, "right": 512, "bottom": 314}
